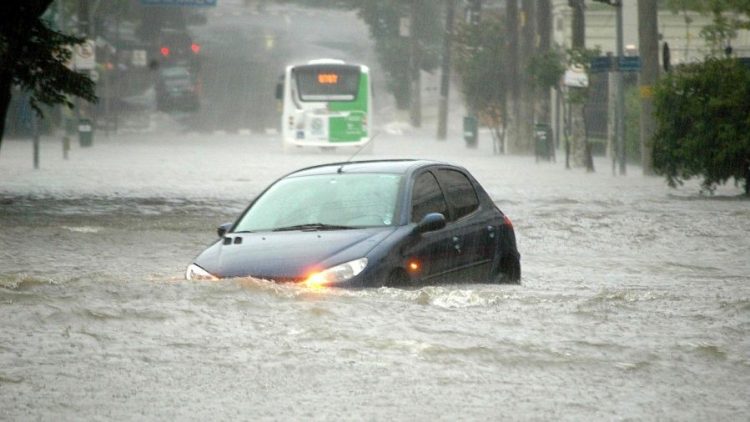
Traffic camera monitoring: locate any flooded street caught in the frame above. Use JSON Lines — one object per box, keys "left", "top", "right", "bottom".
{"left": 1, "top": 128, "right": 748, "bottom": 420}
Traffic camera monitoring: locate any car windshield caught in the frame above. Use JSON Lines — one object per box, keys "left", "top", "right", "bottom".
{"left": 234, "top": 173, "right": 402, "bottom": 232}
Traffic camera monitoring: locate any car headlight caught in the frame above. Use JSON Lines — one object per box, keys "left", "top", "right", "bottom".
{"left": 185, "top": 263, "right": 219, "bottom": 281}
{"left": 305, "top": 258, "right": 368, "bottom": 288}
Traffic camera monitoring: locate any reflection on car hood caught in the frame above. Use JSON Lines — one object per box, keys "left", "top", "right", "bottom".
{"left": 196, "top": 227, "right": 396, "bottom": 280}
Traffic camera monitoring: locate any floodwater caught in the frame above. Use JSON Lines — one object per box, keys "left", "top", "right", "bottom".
{"left": 1, "top": 127, "right": 748, "bottom": 420}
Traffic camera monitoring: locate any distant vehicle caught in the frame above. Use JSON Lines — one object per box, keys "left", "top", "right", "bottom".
{"left": 186, "top": 160, "right": 521, "bottom": 287}
{"left": 276, "top": 59, "right": 373, "bottom": 153}
{"left": 153, "top": 28, "right": 201, "bottom": 70}
{"left": 155, "top": 65, "right": 200, "bottom": 111}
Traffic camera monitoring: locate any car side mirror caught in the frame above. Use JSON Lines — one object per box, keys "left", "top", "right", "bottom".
{"left": 413, "top": 213, "right": 446, "bottom": 234}
{"left": 217, "top": 222, "right": 233, "bottom": 238}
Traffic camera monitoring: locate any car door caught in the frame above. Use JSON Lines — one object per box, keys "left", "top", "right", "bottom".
{"left": 435, "top": 168, "right": 496, "bottom": 282}
{"left": 402, "top": 170, "right": 458, "bottom": 283}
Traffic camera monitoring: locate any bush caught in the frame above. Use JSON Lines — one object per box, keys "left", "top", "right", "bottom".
{"left": 653, "top": 58, "right": 750, "bottom": 195}
{"left": 625, "top": 84, "right": 641, "bottom": 163}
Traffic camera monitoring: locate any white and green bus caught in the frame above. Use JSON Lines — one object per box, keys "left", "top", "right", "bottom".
{"left": 276, "top": 59, "right": 373, "bottom": 152}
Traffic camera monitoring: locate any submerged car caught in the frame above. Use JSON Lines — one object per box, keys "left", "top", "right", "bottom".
{"left": 186, "top": 160, "right": 521, "bottom": 287}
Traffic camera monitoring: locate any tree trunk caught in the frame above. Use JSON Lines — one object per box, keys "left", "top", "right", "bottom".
{"left": 505, "top": 0, "right": 519, "bottom": 153}
{"left": 569, "top": 0, "right": 593, "bottom": 171}
{"left": 0, "top": 71, "right": 12, "bottom": 150}
{"left": 518, "top": 0, "right": 535, "bottom": 153}
{"left": 537, "top": 0, "right": 551, "bottom": 126}
{"left": 638, "top": 0, "right": 659, "bottom": 175}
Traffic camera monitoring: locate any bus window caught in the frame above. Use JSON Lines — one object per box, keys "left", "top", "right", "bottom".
{"left": 293, "top": 65, "right": 360, "bottom": 102}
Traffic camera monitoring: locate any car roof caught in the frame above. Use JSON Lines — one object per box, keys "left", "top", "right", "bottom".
{"left": 286, "top": 159, "right": 450, "bottom": 177}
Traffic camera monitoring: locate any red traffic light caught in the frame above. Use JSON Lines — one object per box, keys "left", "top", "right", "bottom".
{"left": 191, "top": 43, "right": 201, "bottom": 54}
{"left": 160, "top": 46, "right": 170, "bottom": 57}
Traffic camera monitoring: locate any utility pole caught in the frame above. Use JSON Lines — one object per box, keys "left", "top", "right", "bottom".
{"left": 593, "top": 0, "right": 625, "bottom": 174}
{"left": 437, "top": 0, "right": 456, "bottom": 140}
{"left": 638, "top": 0, "right": 658, "bottom": 175}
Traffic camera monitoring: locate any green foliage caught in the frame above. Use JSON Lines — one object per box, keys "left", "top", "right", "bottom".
{"left": 665, "top": 0, "right": 750, "bottom": 54}
{"left": 653, "top": 58, "right": 750, "bottom": 194}
{"left": 625, "top": 84, "right": 641, "bottom": 162}
{"left": 527, "top": 49, "right": 565, "bottom": 90}
{"left": 564, "top": 47, "right": 600, "bottom": 105}
{"left": 247, "top": 0, "right": 446, "bottom": 109}
{"left": 452, "top": 14, "right": 506, "bottom": 125}
{"left": 1, "top": 23, "right": 97, "bottom": 114}
{"left": 0, "top": 2, "right": 97, "bottom": 142}
{"left": 351, "top": 0, "right": 443, "bottom": 109}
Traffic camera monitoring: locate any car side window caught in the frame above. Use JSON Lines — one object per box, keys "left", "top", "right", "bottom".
{"left": 411, "top": 172, "right": 449, "bottom": 223}
{"left": 437, "top": 169, "right": 479, "bottom": 221}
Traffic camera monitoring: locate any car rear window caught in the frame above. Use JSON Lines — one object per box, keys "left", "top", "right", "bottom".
{"left": 411, "top": 172, "right": 449, "bottom": 223}
{"left": 437, "top": 169, "right": 479, "bottom": 221}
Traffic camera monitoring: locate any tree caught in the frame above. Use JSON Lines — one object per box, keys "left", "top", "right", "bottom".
{"left": 0, "top": 1, "right": 96, "bottom": 148}
{"left": 277, "top": 0, "right": 444, "bottom": 112}
{"left": 452, "top": 13, "right": 507, "bottom": 146}
{"left": 665, "top": 0, "right": 750, "bottom": 55}
{"left": 653, "top": 58, "right": 750, "bottom": 195}
{"left": 351, "top": 0, "right": 442, "bottom": 110}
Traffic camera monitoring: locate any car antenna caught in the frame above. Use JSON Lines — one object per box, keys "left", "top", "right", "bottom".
{"left": 338, "top": 132, "right": 379, "bottom": 174}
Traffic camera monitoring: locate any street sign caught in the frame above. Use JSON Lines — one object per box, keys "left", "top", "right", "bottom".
{"left": 132, "top": 49, "right": 148, "bottom": 67}
{"left": 619, "top": 56, "right": 641, "bottom": 71}
{"left": 399, "top": 17, "right": 410, "bottom": 37}
{"left": 590, "top": 56, "right": 640, "bottom": 72}
{"left": 140, "top": 0, "right": 217, "bottom": 6}
{"left": 564, "top": 67, "right": 589, "bottom": 88}
{"left": 74, "top": 39, "right": 96, "bottom": 70}
{"left": 590, "top": 56, "right": 613, "bottom": 73}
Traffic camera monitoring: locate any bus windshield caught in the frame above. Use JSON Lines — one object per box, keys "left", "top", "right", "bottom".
{"left": 293, "top": 64, "right": 360, "bottom": 102}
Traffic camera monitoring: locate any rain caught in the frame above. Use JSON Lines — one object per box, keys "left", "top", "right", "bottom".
{"left": 1, "top": 0, "right": 749, "bottom": 420}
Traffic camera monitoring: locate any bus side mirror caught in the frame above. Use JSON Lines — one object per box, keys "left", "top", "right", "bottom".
{"left": 275, "top": 82, "right": 283, "bottom": 100}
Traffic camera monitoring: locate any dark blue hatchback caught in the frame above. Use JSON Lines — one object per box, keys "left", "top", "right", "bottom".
{"left": 186, "top": 160, "right": 520, "bottom": 287}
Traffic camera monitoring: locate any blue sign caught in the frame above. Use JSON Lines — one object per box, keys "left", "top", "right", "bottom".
{"left": 619, "top": 56, "right": 641, "bottom": 71}
{"left": 140, "top": 0, "right": 217, "bottom": 6}
{"left": 589, "top": 56, "right": 641, "bottom": 72}
{"left": 590, "top": 56, "right": 613, "bottom": 73}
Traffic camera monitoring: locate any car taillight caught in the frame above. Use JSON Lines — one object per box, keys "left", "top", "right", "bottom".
{"left": 503, "top": 215, "right": 513, "bottom": 228}
{"left": 160, "top": 46, "right": 170, "bottom": 57}
{"left": 191, "top": 43, "right": 201, "bottom": 54}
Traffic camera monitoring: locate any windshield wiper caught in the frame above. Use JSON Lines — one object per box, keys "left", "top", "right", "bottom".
{"left": 272, "top": 223, "right": 355, "bottom": 232}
